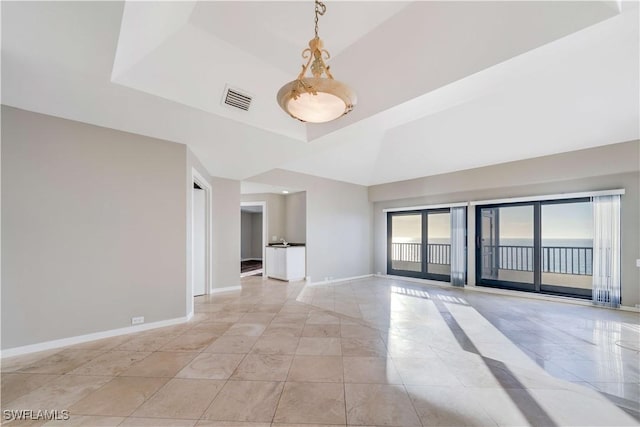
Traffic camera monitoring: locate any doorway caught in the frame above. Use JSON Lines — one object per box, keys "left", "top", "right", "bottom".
{"left": 193, "top": 183, "right": 206, "bottom": 296}
{"left": 240, "top": 202, "right": 267, "bottom": 277}
{"left": 191, "top": 169, "right": 212, "bottom": 302}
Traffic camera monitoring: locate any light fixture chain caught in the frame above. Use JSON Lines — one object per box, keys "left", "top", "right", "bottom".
{"left": 314, "top": 0, "right": 326, "bottom": 38}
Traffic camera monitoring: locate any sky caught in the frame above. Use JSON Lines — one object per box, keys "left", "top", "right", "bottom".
{"left": 497, "top": 202, "right": 593, "bottom": 239}
{"left": 391, "top": 202, "right": 593, "bottom": 243}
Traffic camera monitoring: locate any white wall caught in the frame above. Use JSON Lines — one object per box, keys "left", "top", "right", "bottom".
{"left": 245, "top": 170, "right": 372, "bottom": 282}
{"left": 369, "top": 141, "right": 640, "bottom": 307}
{"left": 2, "top": 106, "right": 188, "bottom": 349}
{"left": 285, "top": 191, "right": 306, "bottom": 244}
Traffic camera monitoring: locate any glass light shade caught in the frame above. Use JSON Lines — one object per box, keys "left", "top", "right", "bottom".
{"left": 277, "top": 77, "right": 357, "bottom": 123}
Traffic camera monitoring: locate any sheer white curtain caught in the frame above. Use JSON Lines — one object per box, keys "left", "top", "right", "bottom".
{"left": 450, "top": 207, "right": 466, "bottom": 287}
{"left": 592, "top": 195, "right": 621, "bottom": 307}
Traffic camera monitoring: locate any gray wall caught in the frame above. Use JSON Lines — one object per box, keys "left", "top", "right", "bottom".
{"left": 241, "top": 211, "right": 262, "bottom": 259}
{"left": 251, "top": 213, "right": 263, "bottom": 258}
{"left": 285, "top": 191, "right": 307, "bottom": 244}
{"left": 2, "top": 106, "right": 188, "bottom": 349}
{"left": 211, "top": 176, "right": 241, "bottom": 289}
{"left": 241, "top": 193, "right": 285, "bottom": 244}
{"left": 370, "top": 141, "right": 640, "bottom": 307}
{"left": 245, "top": 170, "right": 372, "bottom": 282}
{"left": 241, "top": 212, "right": 253, "bottom": 260}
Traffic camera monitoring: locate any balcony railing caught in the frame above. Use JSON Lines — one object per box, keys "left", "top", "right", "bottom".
{"left": 392, "top": 243, "right": 593, "bottom": 275}
{"left": 390, "top": 243, "right": 450, "bottom": 265}
{"left": 484, "top": 245, "right": 593, "bottom": 276}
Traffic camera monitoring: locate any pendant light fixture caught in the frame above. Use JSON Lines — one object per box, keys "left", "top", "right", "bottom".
{"left": 277, "top": 0, "right": 357, "bottom": 123}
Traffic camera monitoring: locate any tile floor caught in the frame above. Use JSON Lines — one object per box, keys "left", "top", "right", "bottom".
{"left": 1, "top": 275, "right": 639, "bottom": 426}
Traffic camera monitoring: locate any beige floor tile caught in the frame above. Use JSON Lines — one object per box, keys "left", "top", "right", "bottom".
{"left": 120, "top": 417, "right": 196, "bottom": 426}
{"left": 69, "top": 377, "right": 167, "bottom": 416}
{"left": 250, "top": 336, "right": 299, "bottom": 355}
{"left": 345, "top": 383, "right": 421, "bottom": 426}
{"left": 341, "top": 338, "right": 387, "bottom": 357}
{"left": 253, "top": 304, "right": 284, "bottom": 313}
{"left": 271, "top": 424, "right": 345, "bottom": 427}
{"left": 67, "top": 351, "right": 151, "bottom": 376}
{"left": 202, "top": 380, "right": 283, "bottom": 422}
{"left": 306, "top": 312, "right": 341, "bottom": 325}
{"left": 230, "top": 354, "right": 292, "bottom": 381}
{"left": 302, "top": 324, "right": 341, "bottom": 337}
{"left": 196, "top": 421, "right": 270, "bottom": 427}
{"left": 270, "top": 313, "right": 308, "bottom": 325}
{"left": 188, "top": 322, "right": 233, "bottom": 335}
{"left": 1, "top": 373, "right": 61, "bottom": 404}
{"left": 132, "top": 379, "right": 224, "bottom": 420}
{"left": 42, "top": 415, "right": 124, "bottom": 426}
{"left": 176, "top": 353, "right": 244, "bottom": 380}
{"left": 202, "top": 336, "right": 258, "bottom": 354}
{"left": 262, "top": 324, "right": 304, "bottom": 337}
{"left": 160, "top": 333, "right": 217, "bottom": 352}
{"left": 1, "top": 349, "right": 63, "bottom": 373}
{"left": 239, "top": 313, "right": 276, "bottom": 324}
{"left": 340, "top": 324, "right": 382, "bottom": 339}
{"left": 3, "top": 375, "right": 112, "bottom": 411}
{"left": 18, "top": 350, "right": 103, "bottom": 375}
{"left": 222, "top": 323, "right": 266, "bottom": 337}
{"left": 273, "top": 382, "right": 345, "bottom": 425}
{"left": 406, "top": 385, "right": 496, "bottom": 426}
{"left": 69, "top": 335, "right": 132, "bottom": 352}
{"left": 393, "top": 357, "right": 462, "bottom": 386}
{"left": 287, "top": 356, "right": 343, "bottom": 383}
{"left": 343, "top": 357, "right": 402, "bottom": 384}
{"left": 205, "top": 313, "right": 244, "bottom": 323}
{"left": 115, "top": 333, "right": 178, "bottom": 352}
{"left": 119, "top": 352, "right": 196, "bottom": 378}
{"left": 296, "top": 337, "right": 342, "bottom": 356}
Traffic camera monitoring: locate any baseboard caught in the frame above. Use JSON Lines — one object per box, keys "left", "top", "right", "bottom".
{"left": 210, "top": 285, "right": 242, "bottom": 294}
{"left": 308, "top": 274, "right": 373, "bottom": 287}
{"left": 1, "top": 315, "right": 191, "bottom": 359}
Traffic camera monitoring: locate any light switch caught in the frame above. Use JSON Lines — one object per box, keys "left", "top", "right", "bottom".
{"left": 636, "top": 259, "right": 640, "bottom": 268}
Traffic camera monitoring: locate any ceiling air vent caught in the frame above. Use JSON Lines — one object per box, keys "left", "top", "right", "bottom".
{"left": 223, "top": 86, "right": 252, "bottom": 111}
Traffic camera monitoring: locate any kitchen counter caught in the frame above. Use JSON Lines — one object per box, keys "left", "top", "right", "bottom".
{"left": 265, "top": 245, "right": 306, "bottom": 281}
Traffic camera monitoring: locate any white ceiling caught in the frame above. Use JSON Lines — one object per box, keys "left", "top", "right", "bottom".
{"left": 2, "top": 1, "right": 638, "bottom": 187}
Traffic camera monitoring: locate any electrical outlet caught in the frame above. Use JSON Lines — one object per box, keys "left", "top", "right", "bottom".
{"left": 272, "top": 235, "right": 277, "bottom": 242}
{"left": 131, "top": 316, "right": 144, "bottom": 325}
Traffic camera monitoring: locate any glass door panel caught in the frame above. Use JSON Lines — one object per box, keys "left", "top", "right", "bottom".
{"left": 427, "top": 211, "right": 451, "bottom": 278}
{"left": 541, "top": 201, "right": 593, "bottom": 297}
{"left": 389, "top": 213, "right": 423, "bottom": 274}
{"left": 479, "top": 205, "right": 535, "bottom": 289}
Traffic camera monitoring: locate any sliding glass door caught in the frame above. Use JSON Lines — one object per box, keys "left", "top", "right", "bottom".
{"left": 476, "top": 198, "right": 593, "bottom": 298}
{"left": 387, "top": 209, "right": 455, "bottom": 282}
{"left": 479, "top": 204, "right": 536, "bottom": 291}
{"left": 388, "top": 212, "right": 423, "bottom": 276}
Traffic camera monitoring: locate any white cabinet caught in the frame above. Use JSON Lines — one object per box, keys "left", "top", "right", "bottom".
{"left": 266, "top": 246, "right": 306, "bottom": 281}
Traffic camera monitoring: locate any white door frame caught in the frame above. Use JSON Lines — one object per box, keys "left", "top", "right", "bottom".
{"left": 192, "top": 169, "right": 212, "bottom": 300}
{"left": 240, "top": 201, "right": 267, "bottom": 273}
